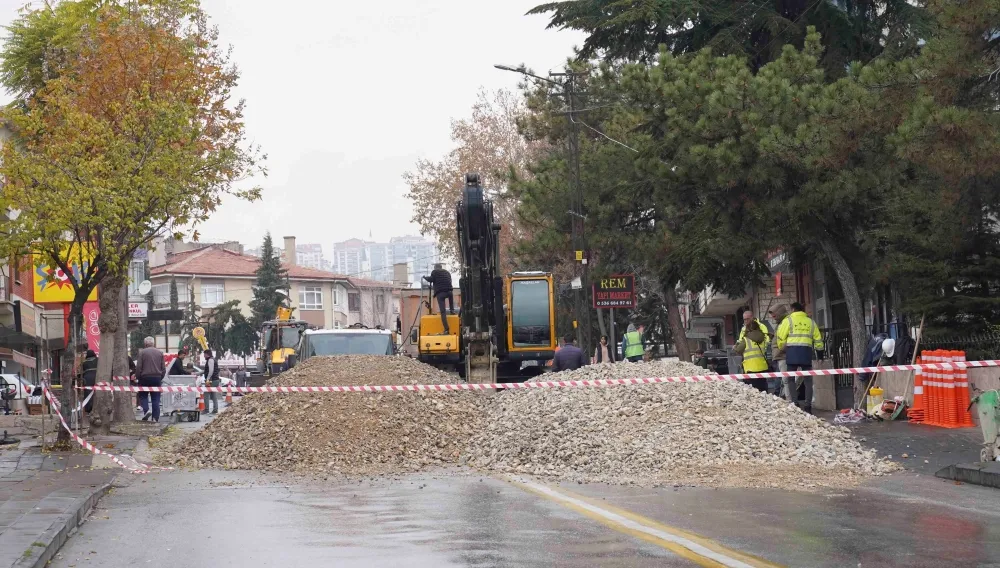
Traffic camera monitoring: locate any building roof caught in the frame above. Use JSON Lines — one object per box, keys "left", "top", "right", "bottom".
{"left": 347, "top": 277, "right": 395, "bottom": 289}
{"left": 151, "top": 245, "right": 347, "bottom": 281}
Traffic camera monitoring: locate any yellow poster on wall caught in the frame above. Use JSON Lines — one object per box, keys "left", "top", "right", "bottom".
{"left": 32, "top": 245, "right": 99, "bottom": 303}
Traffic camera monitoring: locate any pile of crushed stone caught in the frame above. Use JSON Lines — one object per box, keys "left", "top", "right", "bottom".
{"left": 166, "top": 356, "right": 896, "bottom": 488}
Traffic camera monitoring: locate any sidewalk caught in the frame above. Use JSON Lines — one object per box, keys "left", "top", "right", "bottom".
{"left": 0, "top": 416, "right": 166, "bottom": 568}
{"left": 819, "top": 411, "right": 983, "bottom": 476}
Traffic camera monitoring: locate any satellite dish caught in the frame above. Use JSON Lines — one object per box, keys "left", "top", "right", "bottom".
{"left": 137, "top": 280, "right": 152, "bottom": 295}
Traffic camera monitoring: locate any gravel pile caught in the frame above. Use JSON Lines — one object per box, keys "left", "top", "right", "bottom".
{"left": 169, "top": 356, "right": 895, "bottom": 488}
{"left": 170, "top": 356, "right": 480, "bottom": 475}
{"left": 468, "top": 360, "right": 897, "bottom": 488}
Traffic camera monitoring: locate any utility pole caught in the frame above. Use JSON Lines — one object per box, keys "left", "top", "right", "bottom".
{"left": 552, "top": 69, "right": 591, "bottom": 355}
{"left": 493, "top": 64, "right": 593, "bottom": 355}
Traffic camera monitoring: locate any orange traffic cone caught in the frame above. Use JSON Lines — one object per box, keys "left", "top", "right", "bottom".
{"left": 225, "top": 392, "right": 233, "bottom": 404}
{"left": 908, "top": 357, "right": 925, "bottom": 423}
{"left": 955, "top": 350, "right": 975, "bottom": 427}
{"left": 197, "top": 394, "right": 205, "bottom": 412}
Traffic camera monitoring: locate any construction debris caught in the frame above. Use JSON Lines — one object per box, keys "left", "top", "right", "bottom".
{"left": 171, "top": 356, "right": 479, "bottom": 475}
{"left": 467, "top": 360, "right": 897, "bottom": 488}
{"left": 168, "top": 356, "right": 896, "bottom": 488}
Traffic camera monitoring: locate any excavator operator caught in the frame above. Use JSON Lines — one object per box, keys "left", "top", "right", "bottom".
{"left": 423, "top": 263, "right": 455, "bottom": 334}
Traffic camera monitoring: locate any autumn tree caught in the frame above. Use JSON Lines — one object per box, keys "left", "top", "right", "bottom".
{"left": 404, "top": 89, "right": 546, "bottom": 272}
{"left": 0, "top": 0, "right": 264, "bottom": 439}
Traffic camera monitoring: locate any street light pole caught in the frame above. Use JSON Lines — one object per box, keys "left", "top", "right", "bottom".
{"left": 494, "top": 64, "right": 592, "bottom": 355}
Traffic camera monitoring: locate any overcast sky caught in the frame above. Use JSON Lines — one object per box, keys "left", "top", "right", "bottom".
{"left": 0, "top": 1, "right": 583, "bottom": 257}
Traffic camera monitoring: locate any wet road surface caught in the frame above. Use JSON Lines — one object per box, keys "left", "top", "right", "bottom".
{"left": 47, "top": 466, "right": 1000, "bottom": 568}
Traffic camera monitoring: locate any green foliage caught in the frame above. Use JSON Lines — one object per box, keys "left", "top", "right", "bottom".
{"left": 169, "top": 278, "right": 181, "bottom": 334}
{"left": 249, "top": 233, "right": 289, "bottom": 330}
{"left": 179, "top": 287, "right": 202, "bottom": 355}
{"left": 529, "top": 0, "right": 929, "bottom": 75}
{"left": 225, "top": 312, "right": 257, "bottom": 359}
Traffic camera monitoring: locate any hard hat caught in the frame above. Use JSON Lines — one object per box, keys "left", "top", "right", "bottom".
{"left": 882, "top": 338, "right": 895, "bottom": 358}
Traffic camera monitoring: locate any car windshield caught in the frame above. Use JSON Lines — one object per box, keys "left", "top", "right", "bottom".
{"left": 305, "top": 333, "right": 393, "bottom": 356}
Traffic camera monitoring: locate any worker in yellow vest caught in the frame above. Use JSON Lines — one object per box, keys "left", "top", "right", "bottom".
{"left": 622, "top": 324, "right": 645, "bottom": 363}
{"left": 775, "top": 302, "right": 824, "bottom": 413}
{"left": 735, "top": 320, "right": 769, "bottom": 392}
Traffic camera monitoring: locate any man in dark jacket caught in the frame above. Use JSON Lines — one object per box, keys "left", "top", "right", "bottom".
{"left": 203, "top": 350, "right": 220, "bottom": 414}
{"left": 166, "top": 347, "right": 188, "bottom": 377}
{"left": 552, "top": 336, "right": 587, "bottom": 372}
{"left": 422, "top": 263, "right": 454, "bottom": 334}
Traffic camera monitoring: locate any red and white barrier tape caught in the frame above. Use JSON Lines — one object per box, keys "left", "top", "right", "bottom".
{"left": 42, "top": 384, "right": 171, "bottom": 475}
{"left": 84, "top": 360, "right": 1000, "bottom": 393}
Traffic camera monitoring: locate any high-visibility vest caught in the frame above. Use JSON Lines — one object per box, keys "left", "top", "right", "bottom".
{"left": 741, "top": 335, "right": 769, "bottom": 372}
{"left": 779, "top": 312, "right": 824, "bottom": 350}
{"left": 623, "top": 331, "right": 644, "bottom": 358}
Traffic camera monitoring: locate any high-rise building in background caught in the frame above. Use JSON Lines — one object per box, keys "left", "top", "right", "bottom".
{"left": 332, "top": 235, "right": 438, "bottom": 284}
{"left": 390, "top": 235, "right": 438, "bottom": 285}
{"left": 245, "top": 243, "right": 330, "bottom": 271}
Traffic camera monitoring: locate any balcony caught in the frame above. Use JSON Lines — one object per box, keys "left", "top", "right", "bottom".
{"left": 694, "top": 285, "right": 749, "bottom": 317}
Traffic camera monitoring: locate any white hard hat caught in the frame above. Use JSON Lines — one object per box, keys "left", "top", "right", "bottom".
{"left": 882, "top": 338, "right": 895, "bottom": 358}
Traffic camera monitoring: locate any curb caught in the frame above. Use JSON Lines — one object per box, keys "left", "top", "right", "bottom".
{"left": 10, "top": 483, "right": 111, "bottom": 568}
{"left": 935, "top": 462, "right": 1000, "bottom": 489}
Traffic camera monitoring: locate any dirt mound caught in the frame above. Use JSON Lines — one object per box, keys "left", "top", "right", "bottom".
{"left": 172, "top": 356, "right": 482, "bottom": 475}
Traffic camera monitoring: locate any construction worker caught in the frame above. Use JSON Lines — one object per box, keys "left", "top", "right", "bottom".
{"left": 734, "top": 320, "right": 768, "bottom": 391}
{"left": 775, "top": 302, "right": 824, "bottom": 413}
{"left": 422, "top": 263, "right": 454, "bottom": 335}
{"left": 202, "top": 350, "right": 220, "bottom": 414}
{"left": 740, "top": 309, "right": 775, "bottom": 393}
{"left": 622, "top": 323, "right": 645, "bottom": 363}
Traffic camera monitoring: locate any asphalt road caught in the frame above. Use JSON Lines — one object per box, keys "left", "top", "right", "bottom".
{"left": 48, "top": 467, "right": 1000, "bottom": 568}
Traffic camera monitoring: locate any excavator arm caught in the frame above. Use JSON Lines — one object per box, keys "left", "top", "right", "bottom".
{"left": 456, "top": 173, "right": 506, "bottom": 383}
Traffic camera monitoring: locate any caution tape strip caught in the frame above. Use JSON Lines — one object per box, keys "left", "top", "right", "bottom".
{"left": 42, "top": 384, "right": 172, "bottom": 475}
{"left": 83, "top": 359, "right": 1000, "bottom": 393}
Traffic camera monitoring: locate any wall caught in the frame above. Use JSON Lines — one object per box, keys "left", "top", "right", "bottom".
{"left": 750, "top": 271, "right": 798, "bottom": 321}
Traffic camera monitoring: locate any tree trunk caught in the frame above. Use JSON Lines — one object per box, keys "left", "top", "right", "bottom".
{"left": 56, "top": 305, "right": 84, "bottom": 447}
{"left": 595, "top": 307, "right": 607, "bottom": 341}
{"left": 664, "top": 285, "right": 690, "bottom": 362}
{"left": 818, "top": 238, "right": 869, "bottom": 400}
{"left": 91, "top": 276, "right": 124, "bottom": 434}
{"left": 112, "top": 284, "right": 133, "bottom": 425}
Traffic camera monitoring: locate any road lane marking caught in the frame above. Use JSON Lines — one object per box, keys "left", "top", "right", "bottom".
{"left": 509, "top": 478, "right": 784, "bottom": 568}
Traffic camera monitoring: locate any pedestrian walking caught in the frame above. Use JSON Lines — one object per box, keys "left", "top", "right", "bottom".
{"left": 622, "top": 324, "right": 645, "bottom": 363}
{"left": 422, "top": 263, "right": 454, "bottom": 335}
{"left": 552, "top": 335, "right": 588, "bottom": 372}
{"left": 236, "top": 366, "right": 248, "bottom": 388}
{"left": 592, "top": 335, "right": 615, "bottom": 363}
{"left": 775, "top": 302, "right": 824, "bottom": 413}
{"left": 136, "top": 337, "right": 165, "bottom": 422}
{"left": 203, "top": 350, "right": 221, "bottom": 414}
{"left": 734, "top": 320, "right": 769, "bottom": 392}
{"left": 81, "top": 349, "right": 97, "bottom": 414}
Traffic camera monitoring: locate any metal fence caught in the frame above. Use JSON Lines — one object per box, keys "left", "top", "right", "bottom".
{"left": 920, "top": 332, "right": 1000, "bottom": 361}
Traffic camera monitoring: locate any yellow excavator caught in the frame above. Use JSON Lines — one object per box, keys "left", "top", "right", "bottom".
{"left": 414, "top": 173, "right": 557, "bottom": 382}
{"left": 256, "top": 306, "right": 308, "bottom": 376}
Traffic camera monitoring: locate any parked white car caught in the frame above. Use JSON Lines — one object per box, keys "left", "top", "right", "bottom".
{"left": 0, "top": 374, "right": 34, "bottom": 400}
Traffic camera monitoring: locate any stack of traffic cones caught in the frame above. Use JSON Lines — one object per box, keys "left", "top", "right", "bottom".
{"left": 918, "top": 350, "right": 974, "bottom": 428}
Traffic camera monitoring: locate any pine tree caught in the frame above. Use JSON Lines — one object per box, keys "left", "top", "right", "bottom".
{"left": 168, "top": 277, "right": 180, "bottom": 334}
{"left": 249, "top": 233, "right": 290, "bottom": 329}
{"left": 179, "top": 286, "right": 202, "bottom": 355}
